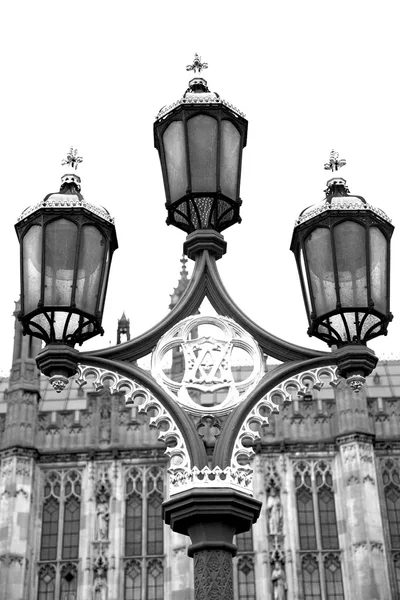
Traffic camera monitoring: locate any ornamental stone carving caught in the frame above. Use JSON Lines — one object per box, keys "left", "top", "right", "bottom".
{"left": 271, "top": 561, "right": 287, "bottom": 600}
{"left": 93, "top": 566, "right": 108, "bottom": 600}
{"left": 95, "top": 467, "right": 111, "bottom": 541}
{"left": 151, "top": 315, "right": 265, "bottom": 416}
{"left": 267, "top": 484, "right": 283, "bottom": 537}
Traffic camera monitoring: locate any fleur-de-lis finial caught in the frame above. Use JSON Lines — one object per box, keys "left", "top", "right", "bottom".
{"left": 186, "top": 53, "right": 208, "bottom": 75}
{"left": 61, "top": 147, "right": 83, "bottom": 171}
{"left": 324, "top": 150, "right": 346, "bottom": 172}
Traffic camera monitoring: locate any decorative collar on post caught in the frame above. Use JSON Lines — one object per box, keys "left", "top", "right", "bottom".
{"left": 291, "top": 151, "right": 394, "bottom": 391}
{"left": 15, "top": 149, "right": 118, "bottom": 392}
{"left": 154, "top": 55, "right": 248, "bottom": 259}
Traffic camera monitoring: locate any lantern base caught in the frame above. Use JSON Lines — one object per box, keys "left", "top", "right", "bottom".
{"left": 184, "top": 230, "right": 227, "bottom": 260}
{"left": 333, "top": 345, "right": 378, "bottom": 392}
{"left": 167, "top": 193, "right": 241, "bottom": 234}
{"left": 36, "top": 343, "right": 80, "bottom": 383}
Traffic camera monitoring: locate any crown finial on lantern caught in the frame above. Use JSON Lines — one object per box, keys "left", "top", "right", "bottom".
{"left": 324, "top": 150, "right": 346, "bottom": 172}
{"left": 61, "top": 147, "right": 83, "bottom": 171}
{"left": 186, "top": 53, "right": 208, "bottom": 75}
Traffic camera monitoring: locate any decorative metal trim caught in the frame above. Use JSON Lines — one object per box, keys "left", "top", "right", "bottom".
{"left": 76, "top": 364, "right": 191, "bottom": 475}
{"left": 231, "top": 366, "right": 339, "bottom": 471}
{"left": 76, "top": 365, "right": 143, "bottom": 403}
{"left": 156, "top": 95, "right": 245, "bottom": 121}
{"left": 168, "top": 465, "right": 253, "bottom": 496}
{"left": 138, "top": 395, "right": 190, "bottom": 471}
{"left": 294, "top": 197, "right": 392, "bottom": 227}
{"left": 17, "top": 193, "right": 115, "bottom": 225}
{"left": 61, "top": 147, "right": 83, "bottom": 171}
{"left": 324, "top": 150, "right": 346, "bottom": 172}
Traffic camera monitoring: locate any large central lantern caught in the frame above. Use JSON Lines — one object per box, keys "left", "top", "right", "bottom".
{"left": 154, "top": 54, "right": 248, "bottom": 234}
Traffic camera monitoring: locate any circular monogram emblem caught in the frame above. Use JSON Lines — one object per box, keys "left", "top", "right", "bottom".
{"left": 151, "top": 315, "right": 265, "bottom": 416}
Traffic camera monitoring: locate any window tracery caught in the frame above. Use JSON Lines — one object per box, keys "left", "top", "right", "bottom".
{"left": 294, "top": 460, "right": 343, "bottom": 600}
{"left": 234, "top": 528, "right": 255, "bottom": 599}
{"left": 237, "top": 555, "right": 256, "bottom": 600}
{"left": 381, "top": 457, "right": 400, "bottom": 594}
{"left": 37, "top": 469, "right": 81, "bottom": 600}
{"left": 124, "top": 466, "right": 164, "bottom": 600}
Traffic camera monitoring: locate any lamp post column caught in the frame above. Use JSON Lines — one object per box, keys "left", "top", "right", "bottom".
{"left": 163, "top": 488, "right": 261, "bottom": 599}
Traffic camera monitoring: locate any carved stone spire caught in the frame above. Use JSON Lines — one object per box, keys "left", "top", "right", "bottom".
{"left": 169, "top": 255, "right": 190, "bottom": 310}
{"left": 117, "top": 311, "right": 130, "bottom": 344}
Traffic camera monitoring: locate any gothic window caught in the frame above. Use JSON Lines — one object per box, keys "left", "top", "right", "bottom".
{"left": 237, "top": 528, "right": 253, "bottom": 553}
{"left": 294, "top": 460, "right": 343, "bottom": 600}
{"left": 60, "top": 564, "right": 78, "bottom": 598}
{"left": 124, "top": 466, "right": 164, "bottom": 600}
{"left": 237, "top": 555, "right": 256, "bottom": 600}
{"left": 302, "top": 554, "right": 321, "bottom": 599}
{"left": 324, "top": 554, "right": 345, "bottom": 600}
{"left": 234, "top": 528, "right": 255, "bottom": 599}
{"left": 147, "top": 559, "right": 164, "bottom": 600}
{"left": 38, "top": 564, "right": 56, "bottom": 600}
{"left": 37, "top": 470, "right": 81, "bottom": 600}
{"left": 125, "top": 559, "right": 142, "bottom": 600}
{"left": 381, "top": 458, "right": 400, "bottom": 594}
{"left": 394, "top": 553, "right": 400, "bottom": 595}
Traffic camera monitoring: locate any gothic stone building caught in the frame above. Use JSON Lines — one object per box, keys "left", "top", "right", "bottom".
{"left": 1, "top": 283, "right": 400, "bottom": 600}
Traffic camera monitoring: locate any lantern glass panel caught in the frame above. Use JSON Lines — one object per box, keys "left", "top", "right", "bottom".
{"left": 333, "top": 221, "right": 367, "bottom": 307}
{"left": 370, "top": 226, "right": 387, "bottom": 313}
{"left": 300, "top": 248, "right": 312, "bottom": 315}
{"left": 75, "top": 225, "right": 106, "bottom": 314}
{"left": 163, "top": 121, "right": 188, "bottom": 203}
{"left": 23, "top": 224, "right": 42, "bottom": 313}
{"left": 305, "top": 228, "right": 336, "bottom": 316}
{"left": 53, "top": 312, "right": 80, "bottom": 339}
{"left": 99, "top": 244, "right": 110, "bottom": 314}
{"left": 187, "top": 115, "right": 218, "bottom": 192}
{"left": 44, "top": 219, "right": 78, "bottom": 306}
{"left": 220, "top": 120, "right": 240, "bottom": 199}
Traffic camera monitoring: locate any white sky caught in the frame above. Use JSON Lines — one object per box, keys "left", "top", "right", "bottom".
{"left": 1, "top": 1, "right": 399, "bottom": 373}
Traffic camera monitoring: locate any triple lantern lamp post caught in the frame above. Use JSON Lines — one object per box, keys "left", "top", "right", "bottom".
{"left": 12, "top": 54, "right": 395, "bottom": 597}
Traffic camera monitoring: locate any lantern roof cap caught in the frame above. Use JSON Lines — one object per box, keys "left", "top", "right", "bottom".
{"left": 294, "top": 150, "right": 392, "bottom": 227}
{"left": 17, "top": 154, "right": 115, "bottom": 226}
{"left": 155, "top": 54, "right": 246, "bottom": 121}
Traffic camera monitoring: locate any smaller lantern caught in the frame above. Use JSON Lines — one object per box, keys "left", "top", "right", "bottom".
{"left": 154, "top": 54, "right": 248, "bottom": 235}
{"left": 15, "top": 149, "right": 118, "bottom": 390}
{"left": 291, "top": 151, "right": 394, "bottom": 352}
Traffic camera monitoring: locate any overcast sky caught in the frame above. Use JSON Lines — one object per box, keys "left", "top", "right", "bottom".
{"left": 1, "top": 1, "right": 399, "bottom": 374}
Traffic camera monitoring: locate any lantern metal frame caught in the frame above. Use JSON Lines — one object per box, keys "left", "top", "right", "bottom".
{"left": 154, "top": 97, "right": 248, "bottom": 234}
{"left": 15, "top": 199, "right": 118, "bottom": 348}
{"left": 291, "top": 186, "right": 394, "bottom": 348}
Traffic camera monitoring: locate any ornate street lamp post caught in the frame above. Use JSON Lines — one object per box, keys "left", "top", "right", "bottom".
{"left": 15, "top": 57, "right": 395, "bottom": 599}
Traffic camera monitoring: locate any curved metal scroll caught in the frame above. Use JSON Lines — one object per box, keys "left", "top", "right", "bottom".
{"left": 84, "top": 251, "right": 329, "bottom": 364}
{"left": 76, "top": 358, "right": 208, "bottom": 472}
{"left": 230, "top": 365, "right": 339, "bottom": 469}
